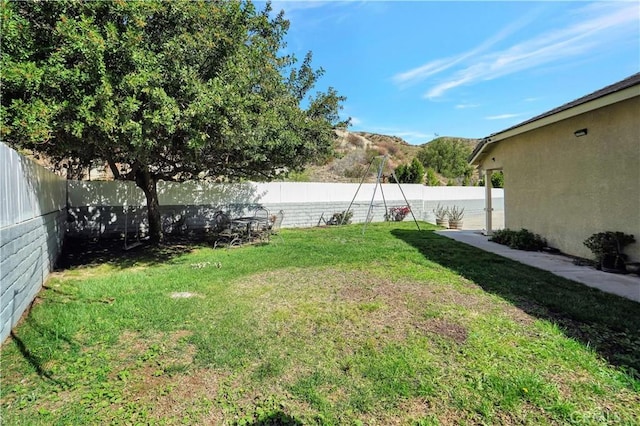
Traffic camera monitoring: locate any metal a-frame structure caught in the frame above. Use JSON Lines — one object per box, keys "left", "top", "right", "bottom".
{"left": 342, "top": 155, "right": 421, "bottom": 234}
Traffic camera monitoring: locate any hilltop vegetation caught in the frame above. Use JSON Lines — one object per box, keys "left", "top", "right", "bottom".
{"left": 416, "top": 137, "right": 478, "bottom": 185}
{"left": 23, "top": 128, "right": 485, "bottom": 186}
{"left": 289, "top": 130, "right": 481, "bottom": 185}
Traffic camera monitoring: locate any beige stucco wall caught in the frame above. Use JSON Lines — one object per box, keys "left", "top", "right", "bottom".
{"left": 478, "top": 96, "right": 640, "bottom": 262}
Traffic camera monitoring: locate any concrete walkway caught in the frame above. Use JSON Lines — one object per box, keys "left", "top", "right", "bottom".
{"left": 436, "top": 230, "right": 640, "bottom": 303}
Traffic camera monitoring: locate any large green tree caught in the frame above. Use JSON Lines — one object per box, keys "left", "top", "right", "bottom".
{"left": 417, "top": 137, "right": 473, "bottom": 180}
{"left": 1, "top": 0, "right": 347, "bottom": 243}
{"left": 391, "top": 158, "right": 424, "bottom": 184}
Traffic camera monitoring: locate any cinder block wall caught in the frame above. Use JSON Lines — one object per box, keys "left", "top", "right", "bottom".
{"left": 66, "top": 181, "right": 503, "bottom": 237}
{"left": 1, "top": 143, "right": 66, "bottom": 343}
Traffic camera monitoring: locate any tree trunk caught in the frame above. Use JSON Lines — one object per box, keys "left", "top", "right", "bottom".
{"left": 135, "top": 167, "right": 163, "bottom": 244}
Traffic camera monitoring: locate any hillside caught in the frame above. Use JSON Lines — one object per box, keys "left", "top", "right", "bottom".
{"left": 21, "top": 129, "right": 480, "bottom": 184}
{"left": 298, "top": 130, "right": 479, "bottom": 184}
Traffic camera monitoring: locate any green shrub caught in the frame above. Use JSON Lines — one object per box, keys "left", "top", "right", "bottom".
{"left": 490, "top": 228, "right": 546, "bottom": 251}
{"left": 392, "top": 158, "right": 424, "bottom": 184}
{"left": 417, "top": 137, "right": 473, "bottom": 179}
{"left": 329, "top": 210, "right": 353, "bottom": 225}
{"left": 491, "top": 171, "right": 504, "bottom": 188}
{"left": 425, "top": 167, "right": 440, "bottom": 186}
{"left": 489, "top": 228, "right": 514, "bottom": 246}
{"left": 478, "top": 171, "right": 504, "bottom": 188}
{"left": 344, "top": 164, "right": 367, "bottom": 179}
{"left": 365, "top": 148, "right": 381, "bottom": 163}
{"left": 584, "top": 232, "right": 635, "bottom": 270}
{"left": 286, "top": 170, "right": 311, "bottom": 182}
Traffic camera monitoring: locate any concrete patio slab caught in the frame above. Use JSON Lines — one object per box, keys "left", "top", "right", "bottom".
{"left": 436, "top": 230, "right": 640, "bottom": 303}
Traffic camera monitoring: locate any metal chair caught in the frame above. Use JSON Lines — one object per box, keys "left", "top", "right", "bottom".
{"left": 268, "top": 210, "right": 285, "bottom": 244}
{"left": 213, "top": 211, "right": 242, "bottom": 249}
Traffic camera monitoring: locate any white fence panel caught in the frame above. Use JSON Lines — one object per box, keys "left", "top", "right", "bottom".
{"left": 66, "top": 180, "right": 503, "bottom": 234}
{"left": 1, "top": 143, "right": 67, "bottom": 344}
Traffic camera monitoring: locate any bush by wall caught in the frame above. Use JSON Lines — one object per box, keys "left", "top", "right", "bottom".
{"left": 490, "top": 228, "right": 547, "bottom": 251}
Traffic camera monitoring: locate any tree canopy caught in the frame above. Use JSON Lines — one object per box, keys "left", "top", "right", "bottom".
{"left": 1, "top": 0, "right": 347, "bottom": 242}
{"left": 416, "top": 138, "right": 474, "bottom": 180}
{"left": 392, "top": 158, "right": 424, "bottom": 184}
{"left": 424, "top": 167, "right": 440, "bottom": 186}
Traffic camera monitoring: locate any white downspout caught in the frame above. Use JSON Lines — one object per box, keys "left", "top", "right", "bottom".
{"left": 484, "top": 169, "right": 493, "bottom": 235}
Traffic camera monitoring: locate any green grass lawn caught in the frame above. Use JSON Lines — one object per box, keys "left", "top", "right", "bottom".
{"left": 2, "top": 222, "right": 639, "bottom": 425}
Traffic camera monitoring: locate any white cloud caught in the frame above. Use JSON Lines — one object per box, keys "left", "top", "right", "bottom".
{"left": 485, "top": 113, "right": 524, "bottom": 120}
{"left": 455, "top": 103, "right": 480, "bottom": 109}
{"left": 394, "top": 2, "right": 639, "bottom": 99}
{"left": 349, "top": 116, "right": 362, "bottom": 126}
{"left": 268, "top": 0, "right": 362, "bottom": 27}
{"left": 393, "top": 57, "right": 465, "bottom": 87}
{"left": 392, "top": 12, "right": 537, "bottom": 87}
{"left": 393, "top": 131, "right": 434, "bottom": 144}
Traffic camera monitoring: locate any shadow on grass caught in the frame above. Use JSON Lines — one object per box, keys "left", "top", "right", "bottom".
{"left": 392, "top": 229, "right": 640, "bottom": 379}
{"left": 6, "top": 297, "right": 82, "bottom": 388}
{"left": 57, "top": 235, "right": 208, "bottom": 270}
{"left": 10, "top": 329, "right": 71, "bottom": 388}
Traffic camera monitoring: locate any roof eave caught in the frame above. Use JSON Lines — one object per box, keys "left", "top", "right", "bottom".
{"left": 469, "top": 83, "right": 640, "bottom": 167}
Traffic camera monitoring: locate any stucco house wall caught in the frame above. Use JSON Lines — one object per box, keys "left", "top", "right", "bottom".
{"left": 476, "top": 95, "right": 639, "bottom": 261}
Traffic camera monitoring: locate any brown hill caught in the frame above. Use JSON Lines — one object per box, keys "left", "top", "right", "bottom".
{"left": 22, "top": 129, "right": 480, "bottom": 184}
{"left": 300, "top": 130, "right": 420, "bottom": 183}
{"left": 299, "top": 131, "right": 479, "bottom": 183}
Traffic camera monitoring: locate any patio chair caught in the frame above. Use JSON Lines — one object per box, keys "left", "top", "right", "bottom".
{"left": 253, "top": 206, "right": 270, "bottom": 223}
{"left": 268, "top": 210, "right": 285, "bottom": 244}
{"left": 213, "top": 211, "right": 242, "bottom": 248}
{"left": 250, "top": 207, "right": 271, "bottom": 242}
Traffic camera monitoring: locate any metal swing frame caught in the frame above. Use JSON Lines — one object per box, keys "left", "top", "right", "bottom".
{"left": 342, "top": 155, "right": 421, "bottom": 234}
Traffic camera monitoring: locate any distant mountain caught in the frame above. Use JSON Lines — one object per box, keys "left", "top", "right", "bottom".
{"left": 297, "top": 130, "right": 419, "bottom": 183}
{"left": 22, "top": 129, "right": 481, "bottom": 184}
{"left": 295, "top": 130, "right": 480, "bottom": 184}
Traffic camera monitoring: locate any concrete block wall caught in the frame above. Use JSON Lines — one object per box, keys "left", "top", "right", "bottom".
{"left": 0, "top": 211, "right": 66, "bottom": 341}
{"left": 66, "top": 180, "right": 504, "bottom": 237}
{"left": 263, "top": 198, "right": 503, "bottom": 230}
{"left": 1, "top": 143, "right": 67, "bottom": 343}
{"left": 263, "top": 200, "right": 421, "bottom": 228}
{"left": 66, "top": 200, "right": 425, "bottom": 237}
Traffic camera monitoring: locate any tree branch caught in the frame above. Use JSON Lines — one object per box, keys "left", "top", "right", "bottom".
{"left": 106, "top": 158, "right": 121, "bottom": 180}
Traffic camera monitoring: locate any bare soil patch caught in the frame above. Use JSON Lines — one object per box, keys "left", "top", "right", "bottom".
{"left": 416, "top": 318, "right": 468, "bottom": 344}
{"left": 231, "top": 268, "right": 497, "bottom": 347}
{"left": 111, "top": 330, "right": 232, "bottom": 422}
{"left": 169, "top": 291, "right": 201, "bottom": 299}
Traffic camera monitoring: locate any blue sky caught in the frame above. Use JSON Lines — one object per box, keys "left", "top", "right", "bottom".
{"left": 262, "top": 1, "right": 639, "bottom": 144}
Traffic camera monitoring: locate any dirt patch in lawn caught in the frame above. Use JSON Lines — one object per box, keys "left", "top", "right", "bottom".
{"left": 231, "top": 268, "right": 487, "bottom": 347}
{"left": 415, "top": 319, "right": 468, "bottom": 344}
{"left": 111, "top": 330, "right": 232, "bottom": 422}
{"left": 128, "top": 367, "right": 227, "bottom": 423}
{"left": 169, "top": 291, "right": 202, "bottom": 299}
{"left": 115, "top": 329, "right": 196, "bottom": 365}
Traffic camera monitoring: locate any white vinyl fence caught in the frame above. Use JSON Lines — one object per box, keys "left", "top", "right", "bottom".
{"left": 67, "top": 180, "right": 503, "bottom": 237}
{"left": 0, "top": 142, "right": 67, "bottom": 343}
